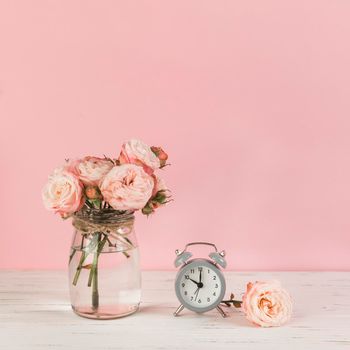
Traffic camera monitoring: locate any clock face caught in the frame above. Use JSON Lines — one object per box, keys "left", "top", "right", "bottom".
{"left": 175, "top": 259, "right": 226, "bottom": 313}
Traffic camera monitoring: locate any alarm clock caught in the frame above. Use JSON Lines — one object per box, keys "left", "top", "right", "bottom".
{"left": 173, "top": 242, "right": 228, "bottom": 317}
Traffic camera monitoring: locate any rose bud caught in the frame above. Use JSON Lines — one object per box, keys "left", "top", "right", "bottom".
{"left": 85, "top": 186, "right": 102, "bottom": 200}
{"left": 151, "top": 146, "right": 168, "bottom": 167}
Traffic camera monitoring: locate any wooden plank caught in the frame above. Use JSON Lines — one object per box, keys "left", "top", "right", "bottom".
{"left": 0, "top": 271, "right": 349, "bottom": 349}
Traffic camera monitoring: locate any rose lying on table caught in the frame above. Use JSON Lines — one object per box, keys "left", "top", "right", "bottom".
{"left": 222, "top": 280, "right": 293, "bottom": 327}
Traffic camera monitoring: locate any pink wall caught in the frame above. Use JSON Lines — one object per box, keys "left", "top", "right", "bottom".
{"left": 1, "top": 1, "right": 350, "bottom": 270}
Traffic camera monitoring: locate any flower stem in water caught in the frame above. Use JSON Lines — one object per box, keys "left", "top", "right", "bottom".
{"left": 91, "top": 240, "right": 100, "bottom": 310}
{"left": 88, "top": 234, "right": 107, "bottom": 287}
{"left": 72, "top": 234, "right": 98, "bottom": 286}
{"left": 72, "top": 250, "right": 86, "bottom": 286}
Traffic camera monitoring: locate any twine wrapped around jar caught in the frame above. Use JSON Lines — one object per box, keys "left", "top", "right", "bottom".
{"left": 72, "top": 208, "right": 135, "bottom": 251}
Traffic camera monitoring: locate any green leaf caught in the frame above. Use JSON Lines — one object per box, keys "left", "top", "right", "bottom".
{"left": 91, "top": 199, "right": 102, "bottom": 207}
{"left": 142, "top": 205, "right": 154, "bottom": 216}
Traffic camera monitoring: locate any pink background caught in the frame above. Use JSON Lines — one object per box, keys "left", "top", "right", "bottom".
{"left": 1, "top": 1, "right": 350, "bottom": 270}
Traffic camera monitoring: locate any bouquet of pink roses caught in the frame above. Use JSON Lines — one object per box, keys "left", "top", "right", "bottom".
{"left": 42, "top": 139, "right": 170, "bottom": 217}
{"left": 42, "top": 139, "right": 170, "bottom": 317}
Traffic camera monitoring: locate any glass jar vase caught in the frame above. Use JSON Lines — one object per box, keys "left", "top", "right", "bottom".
{"left": 68, "top": 208, "right": 141, "bottom": 319}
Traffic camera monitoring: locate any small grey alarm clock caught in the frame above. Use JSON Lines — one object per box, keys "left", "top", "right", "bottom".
{"left": 173, "top": 242, "right": 228, "bottom": 317}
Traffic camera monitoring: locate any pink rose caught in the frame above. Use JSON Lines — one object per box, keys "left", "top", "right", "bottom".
{"left": 242, "top": 280, "right": 292, "bottom": 327}
{"left": 100, "top": 164, "right": 155, "bottom": 211}
{"left": 42, "top": 167, "right": 84, "bottom": 216}
{"left": 68, "top": 156, "right": 114, "bottom": 186}
{"left": 119, "top": 139, "right": 160, "bottom": 175}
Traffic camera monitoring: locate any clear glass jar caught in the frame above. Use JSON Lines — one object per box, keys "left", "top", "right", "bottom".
{"left": 68, "top": 209, "right": 141, "bottom": 319}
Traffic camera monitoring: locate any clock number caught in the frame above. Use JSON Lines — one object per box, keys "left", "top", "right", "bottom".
{"left": 213, "top": 292, "right": 216, "bottom": 296}
{"left": 215, "top": 284, "right": 218, "bottom": 288}
{"left": 184, "top": 291, "right": 187, "bottom": 295}
{"left": 190, "top": 269, "right": 194, "bottom": 274}
{"left": 207, "top": 269, "right": 210, "bottom": 274}
{"left": 198, "top": 267, "right": 203, "bottom": 272}
{"left": 213, "top": 276, "right": 216, "bottom": 280}
{"left": 182, "top": 283, "right": 185, "bottom": 287}
{"left": 191, "top": 296, "right": 194, "bottom": 301}
{"left": 185, "top": 275, "right": 189, "bottom": 279}
{"left": 207, "top": 297, "right": 210, "bottom": 302}
{"left": 198, "top": 299, "right": 201, "bottom": 303}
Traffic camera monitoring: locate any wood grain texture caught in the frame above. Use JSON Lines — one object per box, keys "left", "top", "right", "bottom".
{"left": 0, "top": 271, "right": 349, "bottom": 349}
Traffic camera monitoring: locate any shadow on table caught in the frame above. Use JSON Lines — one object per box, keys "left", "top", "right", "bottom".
{"left": 138, "top": 304, "right": 252, "bottom": 327}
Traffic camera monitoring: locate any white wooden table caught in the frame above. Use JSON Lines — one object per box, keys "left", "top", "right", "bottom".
{"left": 0, "top": 271, "right": 349, "bottom": 349}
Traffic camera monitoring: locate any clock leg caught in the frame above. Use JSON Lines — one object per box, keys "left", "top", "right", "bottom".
{"left": 173, "top": 304, "right": 184, "bottom": 317}
{"left": 216, "top": 305, "right": 228, "bottom": 318}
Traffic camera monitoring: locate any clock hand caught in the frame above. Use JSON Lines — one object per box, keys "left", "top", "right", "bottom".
{"left": 194, "top": 288, "right": 200, "bottom": 301}
{"left": 189, "top": 278, "right": 200, "bottom": 286}
{"left": 199, "top": 269, "right": 202, "bottom": 284}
